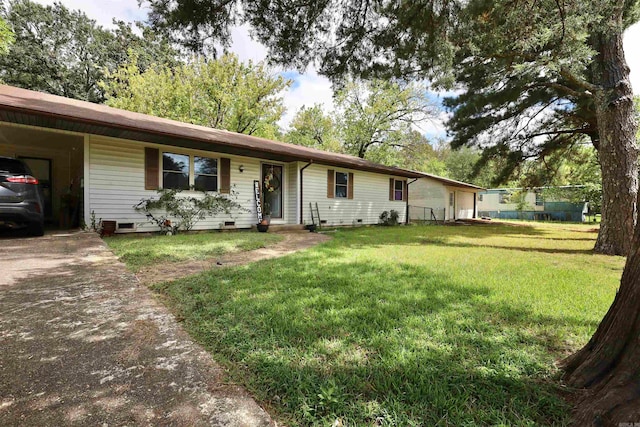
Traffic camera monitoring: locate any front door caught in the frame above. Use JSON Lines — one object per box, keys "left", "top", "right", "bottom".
{"left": 261, "top": 163, "right": 283, "bottom": 219}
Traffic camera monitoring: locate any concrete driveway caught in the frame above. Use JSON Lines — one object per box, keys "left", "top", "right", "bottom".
{"left": 0, "top": 231, "right": 273, "bottom": 426}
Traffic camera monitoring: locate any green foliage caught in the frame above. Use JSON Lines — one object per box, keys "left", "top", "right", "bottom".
{"left": 283, "top": 80, "right": 441, "bottom": 168}
{"left": 104, "top": 231, "right": 282, "bottom": 272}
{"left": 543, "top": 184, "right": 602, "bottom": 215}
{"left": 0, "top": 16, "right": 14, "bottom": 55}
{"left": 147, "top": 223, "right": 623, "bottom": 426}
{"left": 284, "top": 104, "right": 341, "bottom": 151}
{"left": 335, "top": 79, "right": 438, "bottom": 162}
{"left": 102, "top": 53, "right": 290, "bottom": 137}
{"left": 379, "top": 210, "right": 400, "bottom": 226}
{"left": 0, "top": 0, "right": 177, "bottom": 103}
{"left": 511, "top": 190, "right": 532, "bottom": 215}
{"left": 133, "top": 188, "right": 247, "bottom": 233}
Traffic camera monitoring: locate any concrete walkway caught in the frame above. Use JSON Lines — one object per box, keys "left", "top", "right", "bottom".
{"left": 0, "top": 231, "right": 273, "bottom": 426}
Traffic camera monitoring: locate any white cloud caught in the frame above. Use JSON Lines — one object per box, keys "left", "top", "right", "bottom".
{"left": 623, "top": 22, "right": 640, "bottom": 95}
{"left": 31, "top": 0, "right": 148, "bottom": 28}
{"left": 277, "top": 69, "right": 335, "bottom": 130}
{"left": 228, "top": 24, "right": 269, "bottom": 63}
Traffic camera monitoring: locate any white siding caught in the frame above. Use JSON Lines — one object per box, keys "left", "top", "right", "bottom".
{"left": 88, "top": 135, "right": 282, "bottom": 232}
{"left": 455, "top": 190, "right": 475, "bottom": 219}
{"left": 302, "top": 164, "right": 406, "bottom": 226}
{"left": 408, "top": 178, "right": 448, "bottom": 221}
{"left": 287, "top": 162, "right": 299, "bottom": 224}
{"left": 478, "top": 191, "right": 538, "bottom": 213}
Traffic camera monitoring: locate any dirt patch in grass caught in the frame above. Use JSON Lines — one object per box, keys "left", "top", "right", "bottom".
{"left": 135, "top": 232, "right": 331, "bottom": 285}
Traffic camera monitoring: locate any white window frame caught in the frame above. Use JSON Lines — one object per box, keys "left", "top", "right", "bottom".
{"left": 335, "top": 171, "right": 348, "bottom": 198}
{"left": 393, "top": 179, "right": 405, "bottom": 201}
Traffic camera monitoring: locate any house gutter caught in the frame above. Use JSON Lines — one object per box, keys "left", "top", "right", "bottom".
{"left": 299, "top": 161, "right": 313, "bottom": 224}
{"left": 405, "top": 178, "right": 419, "bottom": 225}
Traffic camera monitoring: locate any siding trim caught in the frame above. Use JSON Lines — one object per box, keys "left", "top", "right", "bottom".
{"left": 220, "top": 157, "right": 231, "bottom": 194}
{"left": 327, "top": 169, "right": 335, "bottom": 198}
{"left": 389, "top": 178, "right": 394, "bottom": 201}
{"left": 144, "top": 147, "right": 159, "bottom": 190}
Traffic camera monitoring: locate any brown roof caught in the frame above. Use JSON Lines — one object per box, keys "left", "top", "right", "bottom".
{"left": 0, "top": 85, "right": 425, "bottom": 177}
{"left": 0, "top": 85, "right": 483, "bottom": 189}
{"left": 414, "top": 171, "right": 485, "bottom": 191}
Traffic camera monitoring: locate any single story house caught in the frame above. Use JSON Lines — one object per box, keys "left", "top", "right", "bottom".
{"left": 478, "top": 187, "right": 589, "bottom": 222}
{"left": 0, "top": 85, "right": 470, "bottom": 232}
{"left": 408, "top": 173, "right": 484, "bottom": 222}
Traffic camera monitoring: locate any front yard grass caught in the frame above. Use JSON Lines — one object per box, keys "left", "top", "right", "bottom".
{"left": 145, "top": 223, "right": 623, "bottom": 426}
{"left": 104, "top": 231, "right": 282, "bottom": 272}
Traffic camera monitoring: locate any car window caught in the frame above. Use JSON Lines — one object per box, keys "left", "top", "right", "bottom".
{"left": 0, "top": 158, "right": 30, "bottom": 175}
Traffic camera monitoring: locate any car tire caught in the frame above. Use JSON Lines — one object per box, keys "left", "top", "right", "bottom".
{"left": 28, "top": 221, "right": 45, "bottom": 237}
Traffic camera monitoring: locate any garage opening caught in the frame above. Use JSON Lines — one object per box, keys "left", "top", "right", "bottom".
{"left": 0, "top": 124, "right": 84, "bottom": 229}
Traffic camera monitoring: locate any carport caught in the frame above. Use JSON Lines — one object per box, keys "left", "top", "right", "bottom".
{"left": 0, "top": 123, "right": 84, "bottom": 228}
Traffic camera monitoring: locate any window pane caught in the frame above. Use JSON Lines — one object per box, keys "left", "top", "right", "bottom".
{"left": 395, "top": 190, "right": 403, "bottom": 201}
{"left": 336, "top": 172, "right": 348, "bottom": 185}
{"left": 163, "top": 153, "right": 189, "bottom": 173}
{"left": 335, "top": 185, "right": 347, "bottom": 198}
{"left": 195, "top": 175, "right": 217, "bottom": 191}
{"left": 163, "top": 172, "right": 189, "bottom": 190}
{"left": 194, "top": 156, "right": 217, "bottom": 175}
{"left": 395, "top": 180, "right": 403, "bottom": 191}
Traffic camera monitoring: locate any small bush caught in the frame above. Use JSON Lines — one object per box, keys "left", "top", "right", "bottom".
{"left": 379, "top": 209, "right": 400, "bottom": 226}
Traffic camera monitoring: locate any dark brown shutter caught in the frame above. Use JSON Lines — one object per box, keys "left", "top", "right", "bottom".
{"left": 327, "top": 169, "right": 335, "bottom": 198}
{"left": 145, "top": 147, "right": 159, "bottom": 190}
{"left": 347, "top": 172, "right": 354, "bottom": 199}
{"left": 403, "top": 180, "right": 408, "bottom": 202}
{"left": 220, "top": 157, "right": 231, "bottom": 194}
{"left": 389, "top": 178, "right": 395, "bottom": 201}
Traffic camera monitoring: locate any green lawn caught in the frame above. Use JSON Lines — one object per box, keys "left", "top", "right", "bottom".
{"left": 145, "top": 223, "right": 623, "bottom": 426}
{"left": 104, "top": 231, "right": 283, "bottom": 271}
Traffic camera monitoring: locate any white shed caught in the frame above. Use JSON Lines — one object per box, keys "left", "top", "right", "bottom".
{"left": 408, "top": 173, "right": 484, "bottom": 222}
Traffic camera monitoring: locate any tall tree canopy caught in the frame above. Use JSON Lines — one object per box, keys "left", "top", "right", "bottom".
{"left": 0, "top": 0, "right": 177, "bottom": 103}
{"left": 147, "top": 0, "right": 640, "bottom": 422}
{"left": 334, "top": 79, "right": 438, "bottom": 163}
{"left": 102, "top": 53, "right": 290, "bottom": 138}
{"left": 284, "top": 80, "right": 439, "bottom": 166}
{"left": 284, "top": 104, "right": 341, "bottom": 151}
{"left": 0, "top": 16, "right": 13, "bottom": 55}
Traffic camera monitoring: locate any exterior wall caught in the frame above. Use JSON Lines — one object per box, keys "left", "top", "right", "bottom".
{"left": 478, "top": 189, "right": 587, "bottom": 222}
{"left": 88, "top": 135, "right": 292, "bottom": 232}
{"left": 408, "top": 177, "right": 447, "bottom": 221}
{"left": 454, "top": 189, "right": 476, "bottom": 219}
{"left": 287, "top": 162, "right": 299, "bottom": 224}
{"left": 301, "top": 164, "right": 407, "bottom": 226}
{"left": 408, "top": 177, "right": 478, "bottom": 221}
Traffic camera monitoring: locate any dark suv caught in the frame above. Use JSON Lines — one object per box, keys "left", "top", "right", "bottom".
{"left": 0, "top": 156, "right": 45, "bottom": 236}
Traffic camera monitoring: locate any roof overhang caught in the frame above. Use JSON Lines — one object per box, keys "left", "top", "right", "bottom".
{"left": 414, "top": 171, "right": 485, "bottom": 191}
{"left": 0, "top": 85, "right": 424, "bottom": 178}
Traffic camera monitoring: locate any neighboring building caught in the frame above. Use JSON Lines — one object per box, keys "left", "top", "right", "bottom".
{"left": 408, "top": 173, "right": 484, "bottom": 222}
{"left": 0, "top": 85, "right": 438, "bottom": 233}
{"left": 477, "top": 187, "right": 589, "bottom": 222}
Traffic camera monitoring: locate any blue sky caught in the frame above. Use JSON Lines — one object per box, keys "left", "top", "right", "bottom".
{"left": 31, "top": 0, "right": 640, "bottom": 139}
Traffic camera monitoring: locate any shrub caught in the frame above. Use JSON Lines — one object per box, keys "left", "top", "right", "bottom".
{"left": 379, "top": 209, "right": 400, "bottom": 226}
{"left": 134, "top": 188, "right": 247, "bottom": 234}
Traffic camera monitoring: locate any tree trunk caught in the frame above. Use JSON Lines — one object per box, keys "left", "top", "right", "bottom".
{"left": 561, "top": 29, "right": 640, "bottom": 424}
{"left": 591, "top": 29, "right": 638, "bottom": 256}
